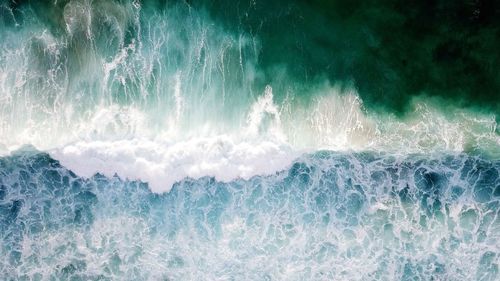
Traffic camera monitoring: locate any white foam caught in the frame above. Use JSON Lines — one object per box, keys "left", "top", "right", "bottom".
{"left": 51, "top": 135, "right": 299, "bottom": 193}
{"left": 4, "top": 85, "right": 498, "bottom": 193}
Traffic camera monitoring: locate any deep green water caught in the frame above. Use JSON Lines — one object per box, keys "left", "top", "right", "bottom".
{"left": 2, "top": 0, "right": 499, "bottom": 115}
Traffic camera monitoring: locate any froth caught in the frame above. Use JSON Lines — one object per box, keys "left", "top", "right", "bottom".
{"left": 2, "top": 150, "right": 498, "bottom": 280}
{"left": 51, "top": 136, "right": 298, "bottom": 192}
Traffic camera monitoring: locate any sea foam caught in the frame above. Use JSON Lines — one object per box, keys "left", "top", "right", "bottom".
{"left": 1, "top": 150, "right": 498, "bottom": 280}
{"left": 51, "top": 136, "right": 298, "bottom": 193}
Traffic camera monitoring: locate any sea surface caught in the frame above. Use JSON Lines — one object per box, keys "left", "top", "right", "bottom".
{"left": 0, "top": 0, "right": 499, "bottom": 280}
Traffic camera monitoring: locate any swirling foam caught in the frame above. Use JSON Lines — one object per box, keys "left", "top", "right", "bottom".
{"left": 1, "top": 150, "right": 498, "bottom": 280}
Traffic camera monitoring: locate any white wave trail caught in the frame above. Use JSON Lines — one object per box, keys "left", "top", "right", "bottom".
{"left": 51, "top": 136, "right": 298, "bottom": 193}
{"left": 0, "top": 84, "right": 495, "bottom": 193}
{"left": 48, "top": 88, "right": 498, "bottom": 193}
{"left": 0, "top": 0, "right": 497, "bottom": 193}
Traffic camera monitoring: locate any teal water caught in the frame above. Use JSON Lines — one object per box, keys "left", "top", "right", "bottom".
{"left": 0, "top": 0, "right": 498, "bottom": 151}
{"left": 2, "top": 0, "right": 499, "bottom": 115}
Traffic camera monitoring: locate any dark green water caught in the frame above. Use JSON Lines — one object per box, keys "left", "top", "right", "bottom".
{"left": 3, "top": 0, "right": 499, "bottom": 115}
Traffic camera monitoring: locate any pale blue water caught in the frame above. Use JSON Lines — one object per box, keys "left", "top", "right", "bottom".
{"left": 1, "top": 148, "right": 498, "bottom": 280}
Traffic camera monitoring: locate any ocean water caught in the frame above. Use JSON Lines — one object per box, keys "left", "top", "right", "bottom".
{"left": 1, "top": 148, "right": 498, "bottom": 280}
{"left": 0, "top": 0, "right": 499, "bottom": 280}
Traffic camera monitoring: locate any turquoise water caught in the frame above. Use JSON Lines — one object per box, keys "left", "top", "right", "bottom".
{"left": 0, "top": 0, "right": 499, "bottom": 280}
{"left": 1, "top": 149, "right": 499, "bottom": 280}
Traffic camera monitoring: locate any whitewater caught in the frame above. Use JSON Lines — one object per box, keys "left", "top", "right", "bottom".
{"left": 0, "top": 0, "right": 499, "bottom": 280}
